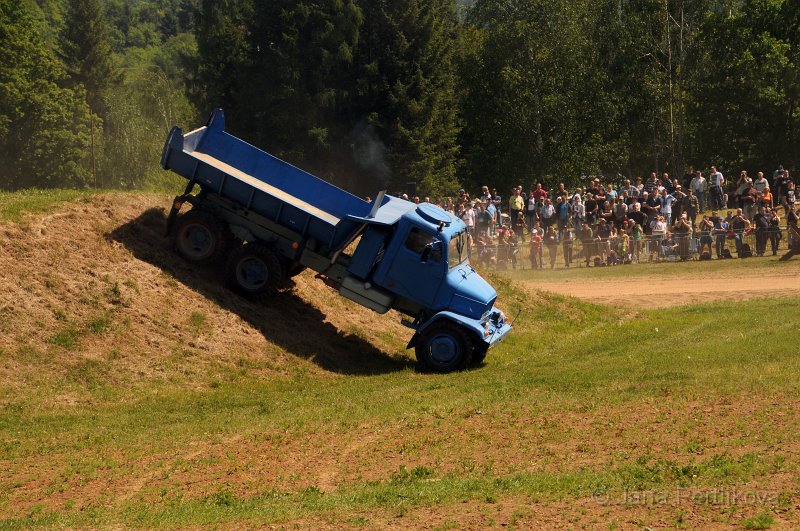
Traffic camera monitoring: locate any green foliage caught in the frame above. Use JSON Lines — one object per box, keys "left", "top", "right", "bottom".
{"left": 0, "top": 0, "right": 92, "bottom": 190}
{"left": 354, "top": 0, "right": 462, "bottom": 197}
{"left": 58, "top": 0, "right": 118, "bottom": 114}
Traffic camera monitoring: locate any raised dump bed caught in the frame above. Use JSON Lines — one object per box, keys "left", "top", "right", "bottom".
{"left": 161, "top": 109, "right": 370, "bottom": 250}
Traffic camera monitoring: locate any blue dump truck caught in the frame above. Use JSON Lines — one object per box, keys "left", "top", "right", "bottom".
{"left": 160, "top": 110, "right": 511, "bottom": 372}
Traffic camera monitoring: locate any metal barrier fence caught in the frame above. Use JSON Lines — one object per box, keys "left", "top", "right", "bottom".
{"left": 472, "top": 227, "right": 798, "bottom": 270}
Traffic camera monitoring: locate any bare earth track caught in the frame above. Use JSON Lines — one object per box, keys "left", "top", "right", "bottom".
{"left": 518, "top": 264, "right": 800, "bottom": 308}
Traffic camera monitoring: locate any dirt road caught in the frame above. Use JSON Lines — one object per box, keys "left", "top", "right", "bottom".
{"left": 520, "top": 265, "right": 800, "bottom": 308}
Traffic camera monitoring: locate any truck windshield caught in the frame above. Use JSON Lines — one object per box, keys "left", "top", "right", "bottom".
{"left": 448, "top": 231, "right": 468, "bottom": 268}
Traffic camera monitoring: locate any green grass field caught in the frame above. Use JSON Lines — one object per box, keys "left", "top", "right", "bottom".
{"left": 1, "top": 191, "right": 799, "bottom": 529}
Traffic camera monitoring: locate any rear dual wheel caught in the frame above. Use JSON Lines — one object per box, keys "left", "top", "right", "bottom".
{"left": 173, "top": 209, "right": 231, "bottom": 264}
{"left": 226, "top": 242, "right": 284, "bottom": 299}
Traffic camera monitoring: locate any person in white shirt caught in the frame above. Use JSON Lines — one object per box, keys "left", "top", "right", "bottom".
{"left": 690, "top": 170, "right": 708, "bottom": 213}
{"left": 572, "top": 195, "right": 585, "bottom": 227}
{"left": 753, "top": 171, "right": 769, "bottom": 193}
{"left": 658, "top": 189, "right": 678, "bottom": 226}
{"left": 709, "top": 166, "right": 725, "bottom": 210}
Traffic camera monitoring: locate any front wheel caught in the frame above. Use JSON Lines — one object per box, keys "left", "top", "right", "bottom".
{"left": 415, "top": 322, "right": 473, "bottom": 373}
{"left": 226, "top": 243, "right": 284, "bottom": 299}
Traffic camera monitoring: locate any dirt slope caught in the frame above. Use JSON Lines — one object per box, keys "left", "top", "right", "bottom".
{"left": 0, "top": 193, "right": 411, "bottom": 404}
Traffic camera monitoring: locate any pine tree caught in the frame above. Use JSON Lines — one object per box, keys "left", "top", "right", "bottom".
{"left": 241, "top": 0, "right": 363, "bottom": 162}
{"left": 0, "top": 0, "right": 91, "bottom": 189}
{"left": 58, "top": 0, "right": 117, "bottom": 114}
{"left": 192, "top": 0, "right": 252, "bottom": 126}
{"left": 354, "top": 0, "right": 461, "bottom": 197}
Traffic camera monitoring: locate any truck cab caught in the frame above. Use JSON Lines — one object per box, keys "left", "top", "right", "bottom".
{"left": 344, "top": 200, "right": 511, "bottom": 371}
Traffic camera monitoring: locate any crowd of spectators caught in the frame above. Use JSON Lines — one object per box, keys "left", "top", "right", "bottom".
{"left": 416, "top": 165, "right": 800, "bottom": 269}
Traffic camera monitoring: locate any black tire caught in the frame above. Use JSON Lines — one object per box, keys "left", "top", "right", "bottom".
{"left": 415, "top": 322, "right": 473, "bottom": 373}
{"left": 173, "top": 209, "right": 230, "bottom": 264}
{"left": 226, "top": 242, "right": 285, "bottom": 299}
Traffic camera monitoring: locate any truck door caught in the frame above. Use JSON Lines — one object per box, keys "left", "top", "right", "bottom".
{"left": 379, "top": 227, "right": 446, "bottom": 307}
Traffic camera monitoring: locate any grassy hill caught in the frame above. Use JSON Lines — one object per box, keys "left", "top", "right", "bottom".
{"left": 1, "top": 190, "right": 799, "bottom": 529}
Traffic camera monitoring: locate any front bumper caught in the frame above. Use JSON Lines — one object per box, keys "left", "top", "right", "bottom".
{"left": 482, "top": 308, "right": 513, "bottom": 348}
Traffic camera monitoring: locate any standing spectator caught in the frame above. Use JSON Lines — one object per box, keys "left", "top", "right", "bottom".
{"left": 561, "top": 227, "right": 574, "bottom": 267}
{"left": 740, "top": 182, "right": 759, "bottom": 220}
{"left": 712, "top": 212, "right": 729, "bottom": 259}
{"left": 572, "top": 195, "right": 586, "bottom": 227}
{"left": 461, "top": 201, "right": 476, "bottom": 235}
{"left": 622, "top": 179, "right": 639, "bottom": 201}
{"left": 683, "top": 188, "right": 699, "bottom": 228}
{"left": 662, "top": 173, "right": 674, "bottom": 194}
{"left": 729, "top": 208, "right": 750, "bottom": 256}
{"left": 486, "top": 199, "right": 497, "bottom": 235}
{"left": 734, "top": 170, "right": 752, "bottom": 206}
{"left": 698, "top": 215, "right": 714, "bottom": 257}
{"left": 690, "top": 170, "right": 707, "bottom": 213}
{"left": 599, "top": 200, "right": 614, "bottom": 224}
{"left": 492, "top": 188, "right": 502, "bottom": 215}
{"left": 605, "top": 183, "right": 618, "bottom": 202}
{"left": 774, "top": 169, "right": 790, "bottom": 209}
{"left": 584, "top": 193, "right": 598, "bottom": 225}
{"left": 672, "top": 185, "right": 687, "bottom": 221}
{"left": 658, "top": 189, "right": 677, "bottom": 226}
{"left": 772, "top": 165, "right": 785, "bottom": 189}
{"left": 526, "top": 191, "right": 539, "bottom": 233}
{"left": 531, "top": 182, "right": 548, "bottom": 202}
{"left": 579, "top": 222, "right": 595, "bottom": 266}
{"left": 754, "top": 171, "right": 769, "bottom": 193}
{"left": 709, "top": 166, "right": 726, "bottom": 210}
{"left": 528, "top": 228, "right": 542, "bottom": 269}
{"left": 628, "top": 201, "right": 648, "bottom": 232}
{"left": 627, "top": 220, "right": 643, "bottom": 262}
{"left": 613, "top": 198, "right": 628, "bottom": 226}
{"left": 508, "top": 188, "right": 524, "bottom": 230}
{"left": 556, "top": 196, "right": 570, "bottom": 232}
{"left": 753, "top": 206, "right": 769, "bottom": 256}
{"left": 634, "top": 176, "right": 644, "bottom": 196}
{"left": 476, "top": 202, "right": 491, "bottom": 237}
{"left": 540, "top": 198, "right": 556, "bottom": 231}
{"left": 644, "top": 172, "right": 658, "bottom": 195}
{"left": 760, "top": 187, "right": 773, "bottom": 209}
{"left": 544, "top": 226, "right": 558, "bottom": 268}
{"left": 672, "top": 214, "right": 692, "bottom": 261}
{"left": 768, "top": 207, "right": 781, "bottom": 256}
{"left": 596, "top": 218, "right": 612, "bottom": 262}
{"left": 784, "top": 179, "right": 796, "bottom": 216}
{"left": 589, "top": 178, "right": 604, "bottom": 198}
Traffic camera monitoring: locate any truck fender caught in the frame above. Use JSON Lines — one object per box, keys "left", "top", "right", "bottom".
{"left": 406, "top": 312, "right": 484, "bottom": 350}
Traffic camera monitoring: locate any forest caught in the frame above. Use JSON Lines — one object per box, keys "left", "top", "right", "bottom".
{"left": 1, "top": 0, "right": 799, "bottom": 197}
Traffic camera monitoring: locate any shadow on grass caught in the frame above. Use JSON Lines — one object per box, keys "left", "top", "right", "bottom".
{"left": 107, "top": 207, "right": 415, "bottom": 376}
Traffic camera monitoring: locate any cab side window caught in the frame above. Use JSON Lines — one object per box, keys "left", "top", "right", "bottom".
{"left": 404, "top": 228, "right": 442, "bottom": 261}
